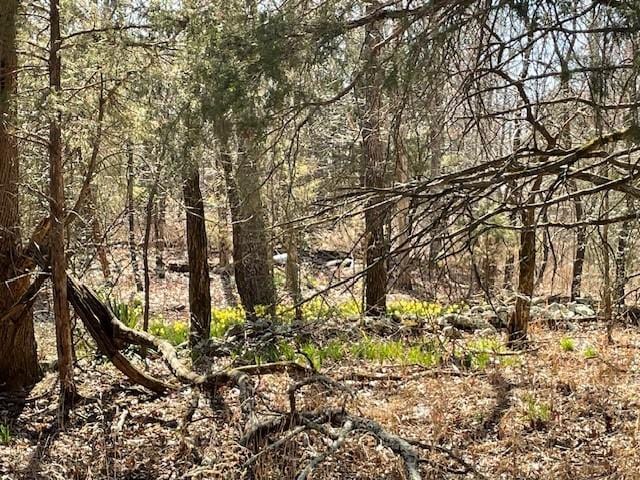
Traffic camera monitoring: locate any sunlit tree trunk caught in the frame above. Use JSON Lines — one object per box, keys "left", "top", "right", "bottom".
{"left": 358, "top": 5, "right": 387, "bottom": 316}
{"left": 569, "top": 185, "right": 586, "bottom": 301}
{"left": 88, "top": 186, "right": 111, "bottom": 281}
{"left": 49, "top": 0, "right": 76, "bottom": 409}
{"left": 616, "top": 40, "right": 639, "bottom": 313}
{"left": 143, "top": 161, "right": 161, "bottom": 334}
{"left": 508, "top": 177, "right": 541, "bottom": 347}
{"left": 182, "top": 158, "right": 211, "bottom": 350}
{"left": 502, "top": 209, "right": 517, "bottom": 290}
{"left": 393, "top": 124, "right": 412, "bottom": 291}
{"left": 214, "top": 169, "right": 236, "bottom": 306}
{"left": 285, "top": 228, "right": 302, "bottom": 323}
{"left": 218, "top": 129, "right": 275, "bottom": 319}
{"left": 614, "top": 197, "right": 632, "bottom": 311}
{"left": 0, "top": 0, "right": 40, "bottom": 391}
{"left": 126, "top": 143, "right": 143, "bottom": 292}
{"left": 154, "top": 191, "right": 166, "bottom": 279}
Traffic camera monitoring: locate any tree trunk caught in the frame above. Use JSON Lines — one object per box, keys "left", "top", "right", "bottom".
{"left": 535, "top": 207, "right": 550, "bottom": 290}
{"left": 616, "top": 39, "right": 639, "bottom": 313}
{"left": 182, "top": 162, "right": 211, "bottom": 349}
{"left": 126, "top": 143, "right": 143, "bottom": 292}
{"left": 393, "top": 125, "right": 412, "bottom": 291}
{"left": 359, "top": 5, "right": 387, "bottom": 316}
{"left": 214, "top": 173, "right": 236, "bottom": 306}
{"left": 154, "top": 190, "right": 166, "bottom": 279}
{"left": 614, "top": 197, "right": 633, "bottom": 311}
{"left": 88, "top": 185, "right": 111, "bottom": 281}
{"left": 428, "top": 120, "right": 444, "bottom": 271}
{"left": 285, "top": 229, "right": 302, "bottom": 323}
{"left": 570, "top": 188, "right": 587, "bottom": 301}
{"left": 218, "top": 130, "right": 275, "bottom": 319}
{"left": 49, "top": 0, "right": 76, "bottom": 408}
{"left": 0, "top": 0, "right": 40, "bottom": 391}
{"left": 502, "top": 184, "right": 517, "bottom": 291}
{"left": 481, "top": 235, "right": 498, "bottom": 293}
{"left": 217, "top": 197, "right": 231, "bottom": 270}
{"left": 143, "top": 166, "right": 161, "bottom": 334}
{"left": 508, "top": 178, "right": 541, "bottom": 347}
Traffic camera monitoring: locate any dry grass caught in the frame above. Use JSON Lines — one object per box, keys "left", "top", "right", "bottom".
{"left": 2, "top": 319, "right": 640, "bottom": 479}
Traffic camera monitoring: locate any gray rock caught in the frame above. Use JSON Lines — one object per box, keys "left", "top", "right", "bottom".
{"left": 532, "top": 296, "right": 546, "bottom": 306}
{"left": 575, "top": 296, "right": 596, "bottom": 306}
{"left": 478, "top": 326, "right": 498, "bottom": 337}
{"left": 442, "top": 325, "right": 463, "bottom": 339}
{"left": 572, "top": 303, "right": 595, "bottom": 317}
{"left": 530, "top": 305, "right": 544, "bottom": 318}
{"left": 444, "top": 313, "right": 495, "bottom": 331}
{"left": 547, "top": 302, "right": 563, "bottom": 312}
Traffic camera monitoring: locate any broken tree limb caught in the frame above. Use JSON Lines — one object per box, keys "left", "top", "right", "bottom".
{"left": 243, "top": 407, "right": 423, "bottom": 480}
{"left": 67, "top": 275, "right": 174, "bottom": 394}
{"left": 66, "top": 274, "right": 312, "bottom": 395}
{"left": 0, "top": 272, "right": 48, "bottom": 330}
{"left": 296, "top": 420, "right": 353, "bottom": 480}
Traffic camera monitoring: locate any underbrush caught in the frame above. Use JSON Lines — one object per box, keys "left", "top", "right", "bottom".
{"left": 0, "top": 424, "right": 12, "bottom": 445}
{"left": 102, "top": 294, "right": 518, "bottom": 371}
{"left": 238, "top": 334, "right": 518, "bottom": 372}
{"left": 105, "top": 296, "right": 466, "bottom": 346}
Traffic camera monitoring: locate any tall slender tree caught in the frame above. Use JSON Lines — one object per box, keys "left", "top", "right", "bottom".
{"left": 49, "top": 0, "right": 76, "bottom": 408}
{"left": 180, "top": 137, "right": 211, "bottom": 351}
{"left": 358, "top": 4, "right": 388, "bottom": 316}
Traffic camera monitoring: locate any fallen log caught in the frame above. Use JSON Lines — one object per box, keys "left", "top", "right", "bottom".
{"left": 67, "top": 275, "right": 174, "bottom": 393}
{"left": 66, "top": 274, "right": 311, "bottom": 396}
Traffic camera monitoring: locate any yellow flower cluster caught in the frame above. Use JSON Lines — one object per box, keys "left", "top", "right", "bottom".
{"left": 388, "top": 300, "right": 460, "bottom": 319}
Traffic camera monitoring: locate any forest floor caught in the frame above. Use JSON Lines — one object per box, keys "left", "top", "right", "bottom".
{"left": 2, "top": 253, "right": 640, "bottom": 479}
{"left": 2, "top": 319, "right": 640, "bottom": 480}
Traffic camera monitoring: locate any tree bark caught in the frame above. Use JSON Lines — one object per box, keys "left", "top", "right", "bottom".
{"left": 214, "top": 172, "right": 236, "bottom": 306}
{"left": 359, "top": 5, "right": 387, "bottom": 316}
{"left": 614, "top": 197, "right": 632, "bottom": 311}
{"left": 393, "top": 125, "right": 412, "bottom": 291}
{"left": 508, "top": 177, "right": 541, "bottom": 347}
{"left": 49, "top": 0, "right": 76, "bottom": 408}
{"left": 570, "top": 186, "right": 587, "bottom": 301}
{"left": 0, "top": 0, "right": 40, "bottom": 391}
{"left": 502, "top": 220, "right": 516, "bottom": 290}
{"left": 154, "top": 190, "right": 166, "bottom": 279}
{"left": 285, "top": 229, "right": 302, "bottom": 323}
{"left": 143, "top": 164, "right": 161, "bottom": 334}
{"left": 126, "top": 143, "right": 143, "bottom": 292}
{"left": 182, "top": 161, "right": 211, "bottom": 349}
{"left": 88, "top": 185, "right": 111, "bottom": 281}
{"left": 218, "top": 130, "right": 275, "bottom": 319}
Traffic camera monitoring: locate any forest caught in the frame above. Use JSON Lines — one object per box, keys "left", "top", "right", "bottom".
{"left": 2, "top": 0, "right": 640, "bottom": 478}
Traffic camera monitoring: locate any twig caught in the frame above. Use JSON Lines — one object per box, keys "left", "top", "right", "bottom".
{"left": 296, "top": 420, "right": 353, "bottom": 480}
